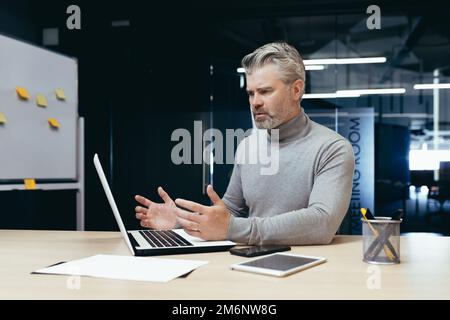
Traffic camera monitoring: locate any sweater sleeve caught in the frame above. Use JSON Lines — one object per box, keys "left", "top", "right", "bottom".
{"left": 222, "top": 163, "right": 249, "bottom": 218}
{"left": 227, "top": 139, "right": 355, "bottom": 245}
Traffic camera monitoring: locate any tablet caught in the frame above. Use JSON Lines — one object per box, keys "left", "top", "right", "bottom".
{"left": 230, "top": 253, "right": 326, "bottom": 277}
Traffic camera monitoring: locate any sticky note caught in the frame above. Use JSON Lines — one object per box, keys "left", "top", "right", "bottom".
{"left": 48, "top": 118, "right": 60, "bottom": 128}
{"left": 24, "top": 179, "right": 36, "bottom": 190}
{"left": 16, "top": 87, "right": 30, "bottom": 100}
{"left": 36, "top": 94, "right": 48, "bottom": 107}
{"left": 0, "top": 112, "right": 6, "bottom": 124}
{"left": 55, "top": 89, "right": 66, "bottom": 100}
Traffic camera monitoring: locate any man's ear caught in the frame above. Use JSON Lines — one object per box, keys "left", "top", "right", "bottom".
{"left": 292, "top": 79, "right": 304, "bottom": 100}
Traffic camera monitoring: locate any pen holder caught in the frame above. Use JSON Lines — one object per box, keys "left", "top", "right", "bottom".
{"left": 362, "top": 217, "right": 401, "bottom": 265}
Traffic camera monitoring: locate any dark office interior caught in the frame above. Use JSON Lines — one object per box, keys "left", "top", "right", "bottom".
{"left": 1, "top": 0, "right": 450, "bottom": 236}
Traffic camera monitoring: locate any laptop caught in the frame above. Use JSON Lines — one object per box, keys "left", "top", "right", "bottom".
{"left": 93, "top": 154, "right": 235, "bottom": 256}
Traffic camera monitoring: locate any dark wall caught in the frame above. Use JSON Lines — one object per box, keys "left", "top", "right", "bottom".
{"left": 374, "top": 123, "right": 410, "bottom": 214}
{"left": 75, "top": 3, "right": 214, "bottom": 230}
{"left": 0, "top": 1, "right": 39, "bottom": 43}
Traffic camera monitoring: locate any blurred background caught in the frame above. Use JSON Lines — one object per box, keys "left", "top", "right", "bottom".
{"left": 1, "top": 0, "right": 449, "bottom": 236}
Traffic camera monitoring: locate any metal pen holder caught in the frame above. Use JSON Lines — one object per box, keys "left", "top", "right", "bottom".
{"left": 362, "top": 217, "right": 401, "bottom": 265}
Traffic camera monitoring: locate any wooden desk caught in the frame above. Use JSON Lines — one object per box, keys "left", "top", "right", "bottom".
{"left": 0, "top": 230, "right": 449, "bottom": 299}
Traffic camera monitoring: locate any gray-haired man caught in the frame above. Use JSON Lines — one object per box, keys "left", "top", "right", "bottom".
{"left": 135, "top": 42, "right": 355, "bottom": 245}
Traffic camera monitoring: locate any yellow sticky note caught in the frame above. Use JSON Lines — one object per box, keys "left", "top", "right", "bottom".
{"left": 55, "top": 89, "right": 66, "bottom": 100}
{"left": 24, "top": 179, "right": 36, "bottom": 190}
{"left": 36, "top": 94, "right": 48, "bottom": 107}
{"left": 16, "top": 87, "right": 30, "bottom": 100}
{"left": 48, "top": 118, "right": 60, "bottom": 128}
{"left": 0, "top": 112, "right": 6, "bottom": 124}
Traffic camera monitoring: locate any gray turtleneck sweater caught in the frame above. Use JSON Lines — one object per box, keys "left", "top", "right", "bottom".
{"left": 222, "top": 108, "right": 355, "bottom": 245}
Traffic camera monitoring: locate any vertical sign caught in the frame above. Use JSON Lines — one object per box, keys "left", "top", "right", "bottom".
{"left": 337, "top": 108, "right": 374, "bottom": 234}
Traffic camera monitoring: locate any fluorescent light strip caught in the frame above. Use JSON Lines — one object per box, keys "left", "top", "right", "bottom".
{"left": 413, "top": 83, "right": 450, "bottom": 90}
{"left": 238, "top": 56, "right": 383, "bottom": 72}
{"left": 303, "top": 92, "right": 361, "bottom": 99}
{"left": 305, "top": 65, "right": 325, "bottom": 71}
{"left": 240, "top": 65, "right": 327, "bottom": 72}
{"left": 336, "top": 88, "right": 406, "bottom": 95}
{"left": 304, "top": 57, "right": 386, "bottom": 65}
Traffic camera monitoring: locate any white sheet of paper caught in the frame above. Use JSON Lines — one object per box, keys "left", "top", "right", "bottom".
{"left": 34, "top": 254, "right": 208, "bottom": 283}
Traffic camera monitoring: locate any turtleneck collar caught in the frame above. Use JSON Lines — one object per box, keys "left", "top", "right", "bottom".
{"left": 267, "top": 107, "right": 310, "bottom": 143}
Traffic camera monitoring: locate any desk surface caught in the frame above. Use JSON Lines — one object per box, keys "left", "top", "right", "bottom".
{"left": 0, "top": 230, "right": 449, "bottom": 299}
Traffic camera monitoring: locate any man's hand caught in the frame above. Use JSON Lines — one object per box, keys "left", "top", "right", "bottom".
{"left": 174, "top": 185, "right": 231, "bottom": 240}
{"left": 134, "top": 187, "right": 178, "bottom": 230}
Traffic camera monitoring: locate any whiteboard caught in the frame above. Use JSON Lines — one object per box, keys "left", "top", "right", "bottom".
{"left": 0, "top": 34, "right": 78, "bottom": 181}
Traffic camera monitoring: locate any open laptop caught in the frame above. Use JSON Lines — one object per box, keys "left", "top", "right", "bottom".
{"left": 93, "top": 154, "right": 235, "bottom": 256}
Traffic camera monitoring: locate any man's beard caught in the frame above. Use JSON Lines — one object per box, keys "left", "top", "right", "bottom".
{"left": 253, "top": 113, "right": 284, "bottom": 129}
{"left": 254, "top": 114, "right": 273, "bottom": 129}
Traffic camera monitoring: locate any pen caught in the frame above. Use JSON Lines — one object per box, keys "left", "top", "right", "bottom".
{"left": 392, "top": 209, "right": 404, "bottom": 221}
{"left": 363, "top": 207, "right": 375, "bottom": 220}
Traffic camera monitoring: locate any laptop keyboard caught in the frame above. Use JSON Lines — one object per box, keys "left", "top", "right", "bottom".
{"left": 139, "top": 230, "right": 193, "bottom": 247}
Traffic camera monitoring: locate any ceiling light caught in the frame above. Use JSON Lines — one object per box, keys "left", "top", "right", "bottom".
{"left": 413, "top": 83, "right": 450, "bottom": 90}
{"left": 336, "top": 88, "right": 406, "bottom": 95}
{"left": 302, "top": 92, "right": 361, "bottom": 99}
{"left": 305, "top": 65, "right": 325, "bottom": 71}
{"left": 304, "top": 57, "right": 386, "bottom": 65}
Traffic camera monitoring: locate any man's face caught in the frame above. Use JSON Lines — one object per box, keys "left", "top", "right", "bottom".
{"left": 246, "top": 63, "right": 302, "bottom": 129}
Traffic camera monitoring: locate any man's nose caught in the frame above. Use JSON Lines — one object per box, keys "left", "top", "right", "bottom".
{"left": 251, "top": 93, "right": 263, "bottom": 108}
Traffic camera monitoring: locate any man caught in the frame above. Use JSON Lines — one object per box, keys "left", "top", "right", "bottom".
{"left": 135, "top": 42, "right": 355, "bottom": 245}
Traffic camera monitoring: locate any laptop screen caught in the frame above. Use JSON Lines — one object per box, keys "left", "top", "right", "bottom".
{"left": 93, "top": 154, "right": 134, "bottom": 255}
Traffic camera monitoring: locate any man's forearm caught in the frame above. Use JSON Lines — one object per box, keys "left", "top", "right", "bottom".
{"left": 227, "top": 204, "right": 346, "bottom": 245}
